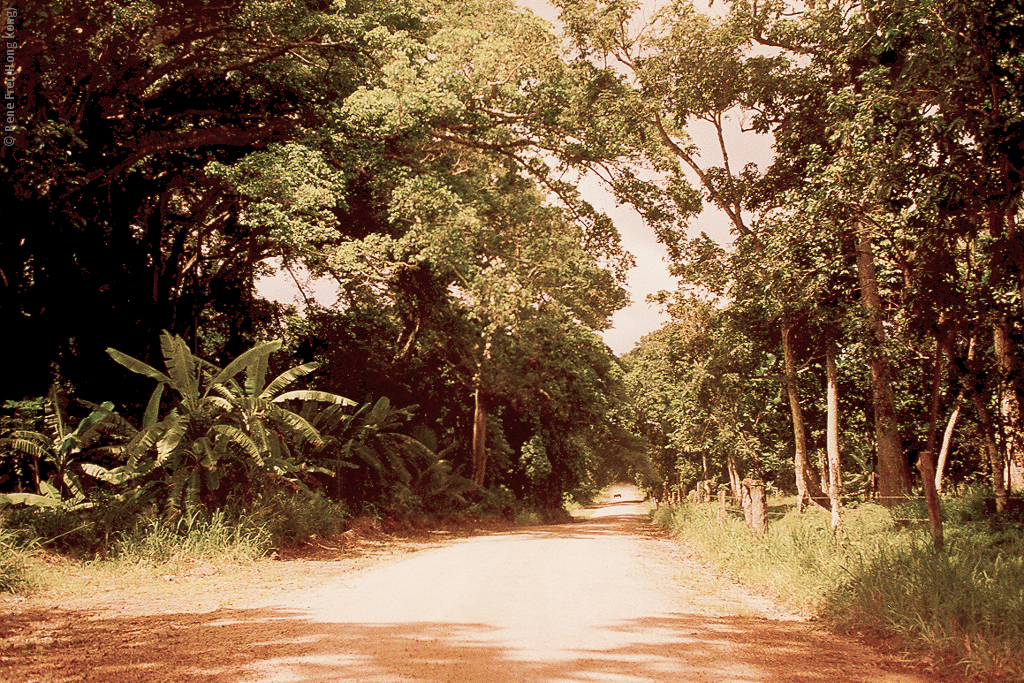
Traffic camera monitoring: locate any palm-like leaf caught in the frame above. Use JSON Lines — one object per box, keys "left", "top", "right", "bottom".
{"left": 78, "top": 399, "right": 140, "bottom": 437}
{"left": 156, "top": 417, "right": 189, "bottom": 466}
{"left": 61, "top": 401, "right": 118, "bottom": 456}
{"left": 211, "top": 425, "right": 264, "bottom": 467}
{"left": 202, "top": 395, "right": 234, "bottom": 413}
{"left": 0, "top": 434, "right": 50, "bottom": 458}
{"left": 102, "top": 332, "right": 382, "bottom": 517}
{"left": 80, "top": 463, "right": 137, "bottom": 486}
{"left": 44, "top": 385, "right": 67, "bottom": 441}
{"left": 245, "top": 351, "right": 271, "bottom": 397}
{"left": 106, "top": 347, "right": 172, "bottom": 385}
{"left": 211, "top": 340, "right": 282, "bottom": 390}
{"left": 267, "top": 403, "right": 324, "bottom": 447}
{"left": 125, "top": 423, "right": 165, "bottom": 469}
{"left": 274, "top": 390, "right": 355, "bottom": 405}
{"left": 0, "top": 492, "right": 62, "bottom": 508}
{"left": 260, "top": 362, "right": 320, "bottom": 399}
{"left": 143, "top": 384, "right": 165, "bottom": 429}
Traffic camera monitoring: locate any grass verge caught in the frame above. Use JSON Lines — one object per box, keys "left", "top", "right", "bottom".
{"left": 0, "top": 489, "right": 352, "bottom": 594}
{"left": 1, "top": 522, "right": 35, "bottom": 593}
{"left": 652, "top": 496, "right": 1024, "bottom": 682}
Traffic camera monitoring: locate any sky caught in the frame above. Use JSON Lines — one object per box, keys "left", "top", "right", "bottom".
{"left": 256, "top": 0, "right": 775, "bottom": 357}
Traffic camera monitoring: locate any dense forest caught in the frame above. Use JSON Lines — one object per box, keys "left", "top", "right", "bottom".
{"left": 2, "top": 0, "right": 1023, "bottom": 545}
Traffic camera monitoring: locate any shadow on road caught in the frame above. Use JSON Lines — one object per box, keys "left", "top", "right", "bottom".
{"left": 1, "top": 604, "right": 907, "bottom": 683}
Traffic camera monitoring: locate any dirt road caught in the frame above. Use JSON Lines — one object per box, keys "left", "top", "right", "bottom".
{"left": 2, "top": 486, "right": 939, "bottom": 682}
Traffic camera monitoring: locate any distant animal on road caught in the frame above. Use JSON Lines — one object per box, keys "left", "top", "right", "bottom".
{"left": 612, "top": 493, "right": 621, "bottom": 499}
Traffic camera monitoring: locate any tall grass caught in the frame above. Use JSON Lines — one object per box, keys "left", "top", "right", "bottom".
{"left": 653, "top": 497, "right": 1024, "bottom": 681}
{"left": 1, "top": 522, "right": 32, "bottom": 593}
{"left": 110, "top": 509, "right": 272, "bottom": 566}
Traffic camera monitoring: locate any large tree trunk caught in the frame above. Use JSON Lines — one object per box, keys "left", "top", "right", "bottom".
{"left": 471, "top": 386, "right": 488, "bottom": 488}
{"left": 994, "top": 318, "right": 1024, "bottom": 493}
{"left": 825, "top": 341, "right": 843, "bottom": 531}
{"left": 855, "top": 229, "right": 912, "bottom": 507}
{"left": 782, "top": 322, "right": 829, "bottom": 511}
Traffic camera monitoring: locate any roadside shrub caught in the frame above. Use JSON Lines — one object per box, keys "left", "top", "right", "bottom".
{"left": 463, "top": 486, "right": 571, "bottom": 526}
{"left": 465, "top": 485, "right": 518, "bottom": 519}
{"left": 3, "top": 488, "right": 157, "bottom": 559}
{"left": 5, "top": 506, "right": 96, "bottom": 557}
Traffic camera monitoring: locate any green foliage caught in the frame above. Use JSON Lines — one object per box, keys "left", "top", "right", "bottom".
{"left": 1, "top": 483, "right": 155, "bottom": 558}
{"left": 464, "top": 484, "right": 518, "bottom": 519}
{"left": 0, "top": 387, "right": 131, "bottom": 511}
{"left": 624, "top": 296, "right": 792, "bottom": 497}
{"left": 828, "top": 526, "right": 1024, "bottom": 680}
{"left": 0, "top": 397, "right": 47, "bottom": 492}
{"left": 307, "top": 397, "right": 475, "bottom": 515}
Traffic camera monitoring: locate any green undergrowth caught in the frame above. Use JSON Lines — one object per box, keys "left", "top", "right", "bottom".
{"left": 652, "top": 495, "right": 1024, "bottom": 682}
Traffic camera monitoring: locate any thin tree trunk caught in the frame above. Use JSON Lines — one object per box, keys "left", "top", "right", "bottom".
{"left": 920, "top": 333, "right": 946, "bottom": 551}
{"left": 471, "top": 385, "right": 487, "bottom": 488}
{"left": 936, "top": 332, "right": 974, "bottom": 493}
{"left": 782, "top": 322, "right": 828, "bottom": 511}
{"left": 935, "top": 397, "right": 962, "bottom": 494}
{"left": 470, "top": 335, "right": 494, "bottom": 489}
{"left": 702, "top": 450, "right": 709, "bottom": 490}
{"left": 727, "top": 454, "right": 741, "bottom": 504}
{"left": 825, "top": 341, "right": 843, "bottom": 531}
{"left": 855, "top": 228, "right": 912, "bottom": 507}
{"left": 817, "top": 449, "right": 829, "bottom": 493}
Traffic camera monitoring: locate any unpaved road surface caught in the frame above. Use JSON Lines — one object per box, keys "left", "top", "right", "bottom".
{"left": 2, "top": 486, "right": 940, "bottom": 682}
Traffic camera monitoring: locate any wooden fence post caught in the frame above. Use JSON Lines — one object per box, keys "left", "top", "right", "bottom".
{"left": 741, "top": 479, "right": 767, "bottom": 534}
{"left": 718, "top": 488, "right": 727, "bottom": 526}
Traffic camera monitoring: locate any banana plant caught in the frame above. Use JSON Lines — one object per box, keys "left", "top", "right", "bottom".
{"left": 0, "top": 387, "right": 120, "bottom": 510}
{"left": 105, "top": 331, "right": 353, "bottom": 517}
{"left": 302, "top": 397, "right": 474, "bottom": 513}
